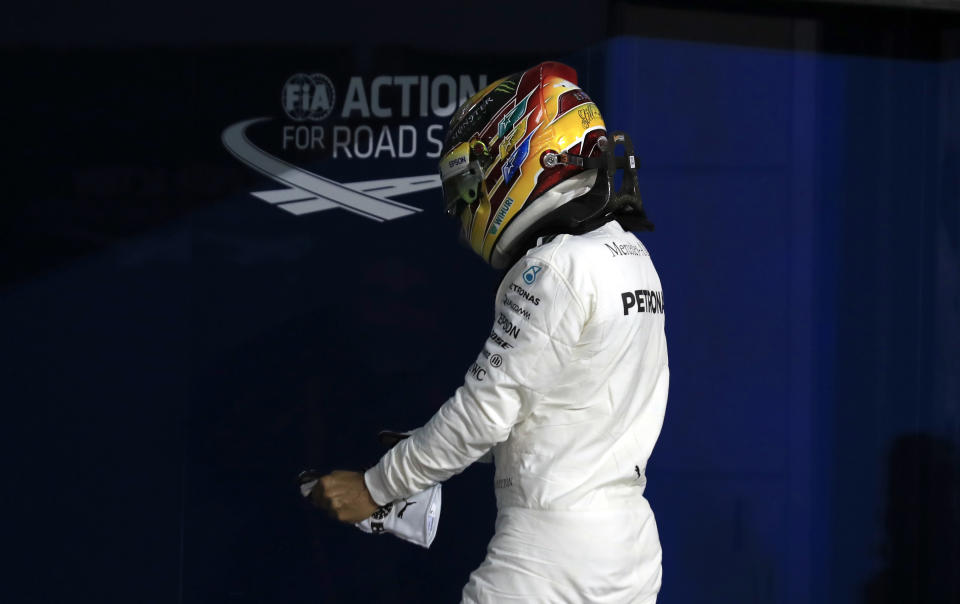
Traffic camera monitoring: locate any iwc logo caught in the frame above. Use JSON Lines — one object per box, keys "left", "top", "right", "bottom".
{"left": 282, "top": 73, "right": 336, "bottom": 122}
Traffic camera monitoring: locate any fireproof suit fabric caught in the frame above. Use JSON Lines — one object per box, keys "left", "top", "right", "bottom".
{"left": 364, "top": 220, "right": 669, "bottom": 603}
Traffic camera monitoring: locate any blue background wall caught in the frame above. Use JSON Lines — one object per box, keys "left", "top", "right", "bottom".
{"left": 3, "top": 32, "right": 958, "bottom": 604}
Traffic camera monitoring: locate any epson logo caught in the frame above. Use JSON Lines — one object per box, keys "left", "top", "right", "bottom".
{"left": 448, "top": 156, "right": 467, "bottom": 169}
{"left": 497, "top": 312, "right": 520, "bottom": 339}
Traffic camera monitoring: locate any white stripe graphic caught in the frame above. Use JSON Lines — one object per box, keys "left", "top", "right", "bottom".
{"left": 222, "top": 118, "right": 438, "bottom": 221}
{"left": 279, "top": 199, "right": 339, "bottom": 215}
{"left": 349, "top": 175, "right": 441, "bottom": 197}
{"left": 251, "top": 189, "right": 317, "bottom": 204}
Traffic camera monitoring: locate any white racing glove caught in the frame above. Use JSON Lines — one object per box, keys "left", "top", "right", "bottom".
{"left": 298, "top": 473, "right": 441, "bottom": 549}
{"left": 354, "top": 482, "right": 441, "bottom": 548}
{"left": 298, "top": 430, "right": 443, "bottom": 549}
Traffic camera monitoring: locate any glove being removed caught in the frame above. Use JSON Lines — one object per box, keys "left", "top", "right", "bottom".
{"left": 298, "top": 430, "right": 442, "bottom": 549}
{"left": 299, "top": 472, "right": 441, "bottom": 549}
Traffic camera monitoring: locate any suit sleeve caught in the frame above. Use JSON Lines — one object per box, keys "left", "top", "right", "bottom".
{"left": 364, "top": 252, "right": 588, "bottom": 505}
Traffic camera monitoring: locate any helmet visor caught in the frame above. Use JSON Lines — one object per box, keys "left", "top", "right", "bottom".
{"left": 440, "top": 141, "right": 487, "bottom": 217}
{"left": 441, "top": 159, "right": 485, "bottom": 217}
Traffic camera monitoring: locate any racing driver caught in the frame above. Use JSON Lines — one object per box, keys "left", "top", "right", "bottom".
{"left": 310, "top": 61, "right": 669, "bottom": 603}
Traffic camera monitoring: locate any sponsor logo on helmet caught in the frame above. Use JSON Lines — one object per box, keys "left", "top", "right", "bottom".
{"left": 522, "top": 265, "right": 542, "bottom": 285}
{"left": 495, "top": 80, "right": 518, "bottom": 94}
{"left": 440, "top": 142, "right": 472, "bottom": 180}
{"left": 489, "top": 197, "right": 515, "bottom": 235}
{"left": 447, "top": 93, "right": 499, "bottom": 148}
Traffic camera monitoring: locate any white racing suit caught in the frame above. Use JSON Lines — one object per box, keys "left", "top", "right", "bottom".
{"left": 364, "top": 220, "right": 669, "bottom": 603}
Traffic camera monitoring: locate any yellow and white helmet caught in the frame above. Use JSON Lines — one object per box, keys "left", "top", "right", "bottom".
{"left": 439, "top": 61, "right": 631, "bottom": 268}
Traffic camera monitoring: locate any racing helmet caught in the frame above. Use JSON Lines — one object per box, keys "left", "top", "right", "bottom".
{"left": 439, "top": 61, "right": 652, "bottom": 268}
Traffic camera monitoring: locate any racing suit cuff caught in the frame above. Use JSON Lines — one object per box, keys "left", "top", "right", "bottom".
{"left": 364, "top": 465, "right": 393, "bottom": 507}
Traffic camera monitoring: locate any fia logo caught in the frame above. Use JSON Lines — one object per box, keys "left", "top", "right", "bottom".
{"left": 282, "top": 73, "right": 336, "bottom": 122}
{"left": 522, "top": 265, "right": 542, "bottom": 285}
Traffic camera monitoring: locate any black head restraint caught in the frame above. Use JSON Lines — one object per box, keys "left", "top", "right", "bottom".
{"left": 540, "top": 131, "right": 654, "bottom": 235}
